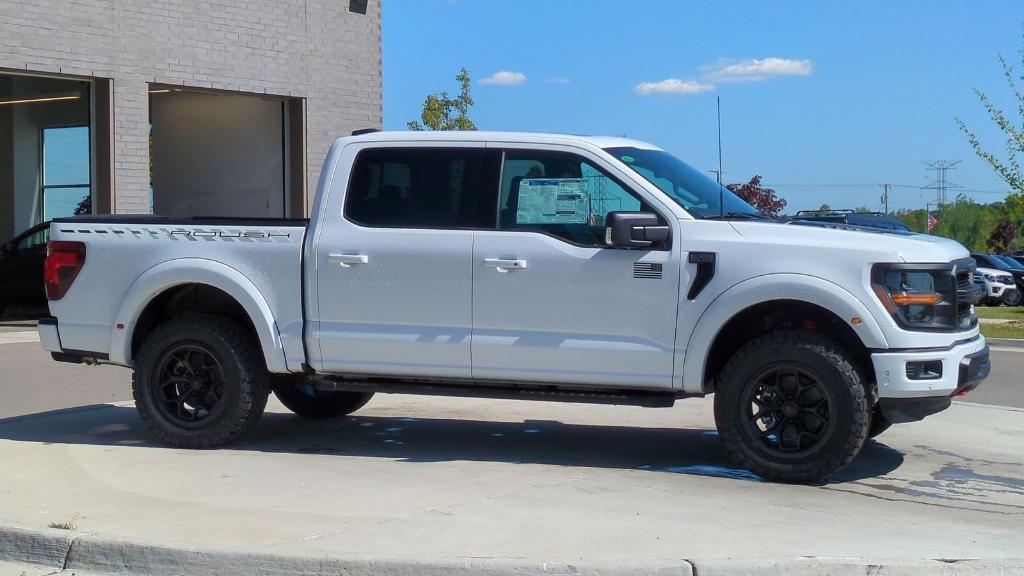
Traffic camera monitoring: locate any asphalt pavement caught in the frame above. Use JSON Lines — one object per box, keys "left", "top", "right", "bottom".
{"left": 2, "top": 316, "right": 1022, "bottom": 418}
{"left": 1, "top": 316, "right": 1022, "bottom": 574}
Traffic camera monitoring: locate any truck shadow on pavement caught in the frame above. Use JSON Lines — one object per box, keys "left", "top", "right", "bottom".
{"left": 0, "top": 404, "right": 904, "bottom": 484}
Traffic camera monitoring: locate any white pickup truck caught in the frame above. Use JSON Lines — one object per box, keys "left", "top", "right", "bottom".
{"left": 39, "top": 131, "right": 989, "bottom": 483}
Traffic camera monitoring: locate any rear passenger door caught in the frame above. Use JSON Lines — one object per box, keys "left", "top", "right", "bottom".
{"left": 312, "top": 145, "right": 498, "bottom": 378}
{"left": 471, "top": 147, "right": 681, "bottom": 389}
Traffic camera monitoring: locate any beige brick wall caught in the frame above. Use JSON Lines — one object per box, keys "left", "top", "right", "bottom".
{"left": 0, "top": 0, "right": 382, "bottom": 214}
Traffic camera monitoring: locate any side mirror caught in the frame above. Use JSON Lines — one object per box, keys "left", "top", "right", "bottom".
{"left": 605, "top": 211, "right": 669, "bottom": 249}
{"left": 1, "top": 242, "right": 12, "bottom": 254}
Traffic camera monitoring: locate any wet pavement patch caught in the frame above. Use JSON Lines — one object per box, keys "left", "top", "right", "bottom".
{"left": 664, "top": 464, "right": 762, "bottom": 482}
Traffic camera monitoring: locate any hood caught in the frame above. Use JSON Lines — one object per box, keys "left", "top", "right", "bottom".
{"left": 976, "top": 266, "right": 1015, "bottom": 279}
{"left": 728, "top": 220, "right": 969, "bottom": 264}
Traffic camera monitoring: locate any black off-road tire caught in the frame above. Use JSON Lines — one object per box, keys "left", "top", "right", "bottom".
{"left": 273, "top": 383, "right": 374, "bottom": 419}
{"left": 1002, "top": 289, "right": 1022, "bottom": 307}
{"left": 867, "top": 404, "right": 893, "bottom": 439}
{"left": 132, "top": 313, "right": 270, "bottom": 447}
{"left": 714, "top": 331, "right": 870, "bottom": 484}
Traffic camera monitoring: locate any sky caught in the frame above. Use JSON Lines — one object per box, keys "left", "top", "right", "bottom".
{"left": 382, "top": 0, "right": 1024, "bottom": 213}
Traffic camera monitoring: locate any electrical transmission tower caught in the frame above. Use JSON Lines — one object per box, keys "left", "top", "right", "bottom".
{"left": 921, "top": 160, "right": 961, "bottom": 206}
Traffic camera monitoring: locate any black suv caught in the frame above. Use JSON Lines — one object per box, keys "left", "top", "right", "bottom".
{"left": 789, "top": 210, "right": 912, "bottom": 232}
{"left": 0, "top": 222, "right": 50, "bottom": 314}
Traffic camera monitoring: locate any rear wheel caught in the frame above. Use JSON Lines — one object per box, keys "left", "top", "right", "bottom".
{"left": 714, "top": 331, "right": 870, "bottom": 483}
{"left": 273, "top": 382, "right": 373, "bottom": 419}
{"left": 132, "top": 313, "right": 269, "bottom": 447}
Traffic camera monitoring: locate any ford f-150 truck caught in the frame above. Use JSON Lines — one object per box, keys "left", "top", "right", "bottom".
{"left": 38, "top": 131, "right": 989, "bottom": 483}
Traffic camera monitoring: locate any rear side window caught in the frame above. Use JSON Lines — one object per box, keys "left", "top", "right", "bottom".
{"left": 344, "top": 148, "right": 497, "bottom": 229}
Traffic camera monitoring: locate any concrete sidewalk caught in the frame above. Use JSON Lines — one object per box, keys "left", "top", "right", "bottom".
{"left": 0, "top": 395, "right": 1022, "bottom": 575}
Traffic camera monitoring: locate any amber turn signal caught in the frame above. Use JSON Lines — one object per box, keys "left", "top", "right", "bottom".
{"left": 890, "top": 292, "right": 943, "bottom": 306}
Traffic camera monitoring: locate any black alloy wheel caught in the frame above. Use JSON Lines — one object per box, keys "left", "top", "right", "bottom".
{"left": 153, "top": 344, "right": 227, "bottom": 427}
{"left": 740, "top": 365, "right": 836, "bottom": 458}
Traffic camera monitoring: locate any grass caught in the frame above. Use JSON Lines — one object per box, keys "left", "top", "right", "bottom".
{"left": 980, "top": 321, "right": 1024, "bottom": 340}
{"left": 975, "top": 306, "right": 1024, "bottom": 321}
{"left": 47, "top": 514, "right": 79, "bottom": 530}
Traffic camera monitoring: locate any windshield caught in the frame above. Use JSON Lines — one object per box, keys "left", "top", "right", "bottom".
{"left": 604, "top": 147, "right": 760, "bottom": 219}
{"left": 995, "top": 255, "right": 1024, "bottom": 270}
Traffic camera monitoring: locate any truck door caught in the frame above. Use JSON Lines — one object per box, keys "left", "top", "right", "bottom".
{"left": 471, "top": 147, "right": 681, "bottom": 389}
{"left": 312, "top": 145, "right": 498, "bottom": 378}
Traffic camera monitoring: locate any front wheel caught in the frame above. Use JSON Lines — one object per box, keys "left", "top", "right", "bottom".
{"left": 1002, "top": 290, "right": 1022, "bottom": 307}
{"left": 273, "top": 382, "right": 373, "bottom": 419}
{"left": 132, "top": 313, "right": 270, "bottom": 448}
{"left": 714, "top": 331, "right": 870, "bottom": 483}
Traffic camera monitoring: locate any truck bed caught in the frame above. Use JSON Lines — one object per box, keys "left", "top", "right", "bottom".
{"left": 47, "top": 214, "right": 308, "bottom": 372}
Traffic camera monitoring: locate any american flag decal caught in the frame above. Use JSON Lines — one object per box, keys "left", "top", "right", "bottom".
{"left": 633, "top": 262, "right": 663, "bottom": 279}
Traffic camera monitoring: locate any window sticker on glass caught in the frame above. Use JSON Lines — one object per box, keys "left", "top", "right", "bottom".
{"left": 516, "top": 179, "right": 591, "bottom": 224}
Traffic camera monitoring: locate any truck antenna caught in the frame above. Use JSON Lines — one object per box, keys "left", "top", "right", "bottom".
{"left": 717, "top": 96, "right": 724, "bottom": 219}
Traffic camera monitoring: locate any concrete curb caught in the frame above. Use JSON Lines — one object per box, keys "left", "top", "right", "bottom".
{"left": 1, "top": 524, "right": 695, "bottom": 576}
{"left": 989, "top": 337, "right": 1024, "bottom": 348}
{"left": 0, "top": 525, "right": 72, "bottom": 570}
{"left": 691, "top": 558, "right": 1024, "bottom": 575}
{"left": 3, "top": 524, "right": 1024, "bottom": 576}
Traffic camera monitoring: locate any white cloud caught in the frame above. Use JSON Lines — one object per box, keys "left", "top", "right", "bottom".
{"left": 546, "top": 76, "right": 571, "bottom": 84}
{"left": 479, "top": 71, "right": 527, "bottom": 86}
{"left": 634, "top": 78, "right": 714, "bottom": 96}
{"left": 704, "top": 57, "right": 813, "bottom": 82}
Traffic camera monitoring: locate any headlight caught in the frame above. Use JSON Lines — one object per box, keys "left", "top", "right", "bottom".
{"left": 871, "top": 264, "right": 957, "bottom": 330}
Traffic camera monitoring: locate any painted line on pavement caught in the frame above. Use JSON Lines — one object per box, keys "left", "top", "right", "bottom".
{"left": 0, "top": 331, "right": 38, "bottom": 345}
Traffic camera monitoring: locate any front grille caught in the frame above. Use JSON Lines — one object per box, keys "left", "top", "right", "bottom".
{"left": 954, "top": 259, "right": 978, "bottom": 331}
{"left": 957, "top": 269, "right": 972, "bottom": 290}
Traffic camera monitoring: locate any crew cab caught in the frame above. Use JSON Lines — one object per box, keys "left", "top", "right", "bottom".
{"left": 38, "top": 131, "right": 990, "bottom": 483}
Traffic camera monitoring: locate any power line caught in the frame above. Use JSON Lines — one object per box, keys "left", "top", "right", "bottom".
{"left": 764, "top": 183, "right": 1005, "bottom": 194}
{"left": 921, "top": 160, "right": 962, "bottom": 205}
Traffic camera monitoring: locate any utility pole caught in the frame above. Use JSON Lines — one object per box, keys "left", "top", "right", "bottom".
{"left": 922, "top": 160, "right": 961, "bottom": 206}
{"left": 879, "top": 183, "right": 890, "bottom": 214}
{"left": 709, "top": 170, "right": 725, "bottom": 185}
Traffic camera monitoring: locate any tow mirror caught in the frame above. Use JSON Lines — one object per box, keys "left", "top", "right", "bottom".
{"left": 605, "top": 211, "right": 669, "bottom": 249}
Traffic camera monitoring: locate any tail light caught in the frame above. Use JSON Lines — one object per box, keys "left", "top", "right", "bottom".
{"left": 45, "top": 241, "right": 86, "bottom": 300}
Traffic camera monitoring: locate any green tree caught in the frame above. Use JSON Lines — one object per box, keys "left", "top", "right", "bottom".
{"left": 817, "top": 203, "right": 832, "bottom": 212}
{"left": 955, "top": 30, "right": 1024, "bottom": 249}
{"left": 407, "top": 68, "right": 477, "bottom": 131}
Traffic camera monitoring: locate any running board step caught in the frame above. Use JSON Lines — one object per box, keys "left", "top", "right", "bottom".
{"left": 313, "top": 379, "right": 680, "bottom": 408}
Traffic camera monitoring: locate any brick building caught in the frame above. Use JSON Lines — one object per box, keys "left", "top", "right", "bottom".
{"left": 0, "top": 0, "right": 382, "bottom": 242}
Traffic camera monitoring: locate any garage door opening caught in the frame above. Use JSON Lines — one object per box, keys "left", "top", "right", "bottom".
{"left": 1, "top": 73, "right": 96, "bottom": 242}
{"left": 149, "top": 87, "right": 305, "bottom": 218}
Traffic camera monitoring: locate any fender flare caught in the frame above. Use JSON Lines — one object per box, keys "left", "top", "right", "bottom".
{"left": 681, "top": 274, "right": 889, "bottom": 394}
{"left": 108, "top": 258, "right": 289, "bottom": 373}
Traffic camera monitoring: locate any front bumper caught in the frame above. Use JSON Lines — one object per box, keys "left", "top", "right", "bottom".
{"left": 872, "top": 335, "right": 990, "bottom": 423}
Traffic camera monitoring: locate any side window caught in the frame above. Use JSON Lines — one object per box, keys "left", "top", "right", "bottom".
{"left": 498, "top": 150, "right": 648, "bottom": 247}
{"left": 18, "top": 228, "right": 49, "bottom": 250}
{"left": 345, "top": 148, "right": 496, "bottom": 229}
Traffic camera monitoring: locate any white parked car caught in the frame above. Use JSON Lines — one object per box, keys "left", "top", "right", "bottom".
{"left": 38, "top": 130, "right": 990, "bottom": 483}
{"left": 974, "top": 266, "right": 1020, "bottom": 306}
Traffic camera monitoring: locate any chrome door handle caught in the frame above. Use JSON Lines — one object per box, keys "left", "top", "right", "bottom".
{"left": 484, "top": 258, "right": 527, "bottom": 271}
{"left": 329, "top": 253, "right": 369, "bottom": 267}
